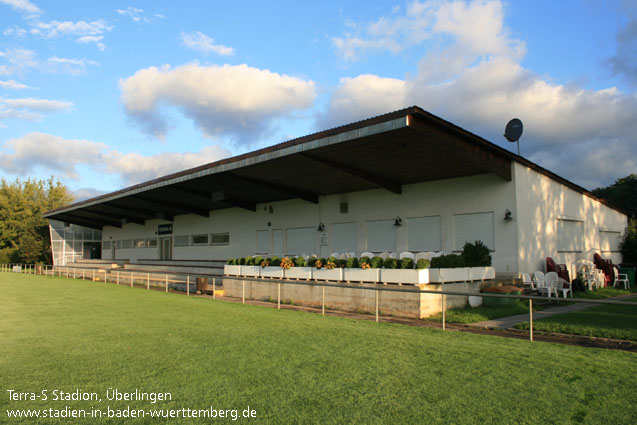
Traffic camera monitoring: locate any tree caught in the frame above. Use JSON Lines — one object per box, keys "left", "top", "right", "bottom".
{"left": 621, "top": 221, "right": 637, "bottom": 264}
{"left": 591, "top": 174, "right": 637, "bottom": 218}
{"left": 0, "top": 178, "right": 73, "bottom": 264}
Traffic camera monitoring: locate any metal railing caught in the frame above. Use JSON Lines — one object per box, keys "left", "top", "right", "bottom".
{"left": 2, "top": 263, "right": 636, "bottom": 342}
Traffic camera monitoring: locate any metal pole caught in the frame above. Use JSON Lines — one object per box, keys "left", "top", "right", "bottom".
{"left": 187, "top": 276, "right": 190, "bottom": 296}
{"left": 529, "top": 299, "right": 534, "bottom": 342}
{"left": 147, "top": 273, "right": 150, "bottom": 290}
{"left": 116, "top": 271, "right": 119, "bottom": 285}
{"left": 277, "top": 282, "right": 280, "bottom": 309}
{"left": 242, "top": 280, "right": 245, "bottom": 303}
{"left": 83, "top": 269, "right": 85, "bottom": 280}
{"left": 130, "top": 272, "right": 133, "bottom": 288}
{"left": 212, "top": 278, "right": 216, "bottom": 299}
{"left": 322, "top": 286, "right": 325, "bottom": 316}
{"left": 375, "top": 290, "right": 379, "bottom": 322}
{"left": 442, "top": 293, "right": 446, "bottom": 331}
{"left": 92, "top": 269, "right": 95, "bottom": 282}
{"left": 66, "top": 268, "right": 69, "bottom": 279}
{"left": 165, "top": 275, "right": 168, "bottom": 293}
{"left": 73, "top": 268, "right": 76, "bottom": 279}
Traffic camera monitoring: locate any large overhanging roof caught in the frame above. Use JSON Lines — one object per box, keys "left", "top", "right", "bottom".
{"left": 44, "top": 106, "right": 626, "bottom": 229}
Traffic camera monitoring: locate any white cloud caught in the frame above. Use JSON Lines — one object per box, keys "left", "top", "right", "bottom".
{"left": 325, "top": 0, "right": 637, "bottom": 189}
{"left": 117, "top": 7, "right": 144, "bottom": 21}
{"left": 606, "top": 18, "right": 637, "bottom": 87}
{"left": 0, "top": 79, "right": 34, "bottom": 89}
{"left": 0, "top": 48, "right": 38, "bottom": 75}
{"left": 0, "top": 0, "right": 41, "bottom": 15}
{"left": 31, "top": 19, "right": 112, "bottom": 38}
{"left": 181, "top": 31, "right": 234, "bottom": 56}
{"left": 0, "top": 96, "right": 72, "bottom": 121}
{"left": 0, "top": 132, "right": 232, "bottom": 185}
{"left": 119, "top": 63, "right": 316, "bottom": 143}
{"left": 45, "top": 56, "right": 100, "bottom": 75}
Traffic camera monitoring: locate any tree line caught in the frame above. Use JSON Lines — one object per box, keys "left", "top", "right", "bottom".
{"left": 0, "top": 178, "right": 73, "bottom": 264}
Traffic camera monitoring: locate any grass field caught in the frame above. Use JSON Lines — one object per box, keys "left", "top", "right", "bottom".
{"left": 515, "top": 299, "right": 637, "bottom": 341}
{"left": 426, "top": 300, "right": 542, "bottom": 324}
{"left": 1, "top": 274, "right": 636, "bottom": 424}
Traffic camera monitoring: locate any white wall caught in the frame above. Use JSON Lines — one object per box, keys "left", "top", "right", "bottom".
{"left": 513, "top": 161, "right": 628, "bottom": 275}
{"left": 102, "top": 172, "right": 519, "bottom": 274}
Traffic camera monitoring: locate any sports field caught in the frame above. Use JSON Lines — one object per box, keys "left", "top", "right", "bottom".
{"left": 1, "top": 274, "right": 635, "bottom": 424}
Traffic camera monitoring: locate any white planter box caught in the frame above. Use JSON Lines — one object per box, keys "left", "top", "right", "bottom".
{"left": 468, "top": 267, "right": 495, "bottom": 281}
{"left": 240, "top": 265, "right": 261, "bottom": 277}
{"left": 429, "top": 267, "right": 470, "bottom": 283}
{"left": 261, "top": 267, "right": 284, "bottom": 279}
{"left": 380, "top": 269, "right": 430, "bottom": 285}
{"left": 313, "top": 268, "right": 343, "bottom": 281}
{"left": 343, "top": 268, "right": 380, "bottom": 283}
{"left": 224, "top": 265, "right": 241, "bottom": 276}
{"left": 285, "top": 267, "right": 313, "bottom": 280}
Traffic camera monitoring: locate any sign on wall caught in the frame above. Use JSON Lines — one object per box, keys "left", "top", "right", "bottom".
{"left": 157, "top": 224, "right": 173, "bottom": 235}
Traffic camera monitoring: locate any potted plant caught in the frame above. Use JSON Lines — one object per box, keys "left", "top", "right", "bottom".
{"left": 343, "top": 257, "right": 380, "bottom": 283}
{"left": 261, "top": 256, "right": 284, "bottom": 278}
{"left": 313, "top": 258, "right": 343, "bottom": 281}
{"left": 285, "top": 256, "right": 313, "bottom": 280}
{"left": 380, "top": 256, "right": 430, "bottom": 285}
{"left": 428, "top": 254, "right": 469, "bottom": 283}
{"left": 224, "top": 258, "right": 241, "bottom": 276}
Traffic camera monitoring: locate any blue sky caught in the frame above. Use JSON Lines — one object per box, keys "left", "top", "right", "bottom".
{"left": 0, "top": 0, "right": 635, "bottom": 200}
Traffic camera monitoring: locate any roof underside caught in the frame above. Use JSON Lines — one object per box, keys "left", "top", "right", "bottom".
{"left": 45, "top": 107, "right": 621, "bottom": 229}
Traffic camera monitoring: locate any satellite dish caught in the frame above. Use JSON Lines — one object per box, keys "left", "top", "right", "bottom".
{"left": 504, "top": 118, "right": 523, "bottom": 155}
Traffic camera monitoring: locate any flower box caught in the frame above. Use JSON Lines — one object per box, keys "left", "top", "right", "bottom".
{"left": 343, "top": 268, "right": 380, "bottom": 283}
{"left": 224, "top": 265, "right": 241, "bottom": 276}
{"left": 240, "top": 265, "right": 261, "bottom": 277}
{"left": 285, "top": 267, "right": 313, "bottom": 280}
{"left": 468, "top": 267, "right": 495, "bottom": 281}
{"left": 429, "top": 267, "right": 470, "bottom": 283}
{"left": 313, "top": 268, "right": 343, "bottom": 281}
{"left": 380, "top": 268, "right": 430, "bottom": 285}
{"left": 260, "top": 267, "right": 284, "bottom": 279}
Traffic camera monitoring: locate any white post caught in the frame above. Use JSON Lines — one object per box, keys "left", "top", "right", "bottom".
{"left": 187, "top": 276, "right": 190, "bottom": 296}
{"left": 213, "top": 278, "right": 216, "bottom": 299}
{"left": 322, "top": 286, "right": 325, "bottom": 316}
{"left": 529, "top": 299, "right": 534, "bottom": 342}
{"left": 375, "top": 290, "right": 379, "bottom": 322}
{"left": 130, "top": 272, "right": 133, "bottom": 288}
{"left": 277, "top": 282, "right": 280, "bottom": 310}
{"left": 92, "top": 269, "right": 95, "bottom": 282}
{"left": 147, "top": 273, "right": 150, "bottom": 290}
{"left": 442, "top": 293, "right": 446, "bottom": 331}
{"left": 116, "top": 271, "right": 119, "bottom": 285}
{"left": 242, "top": 280, "right": 245, "bottom": 304}
{"left": 165, "top": 275, "right": 168, "bottom": 293}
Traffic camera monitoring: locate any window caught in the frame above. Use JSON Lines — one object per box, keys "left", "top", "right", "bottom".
{"left": 599, "top": 229, "right": 621, "bottom": 252}
{"left": 121, "top": 240, "right": 133, "bottom": 249}
{"left": 366, "top": 219, "right": 396, "bottom": 252}
{"left": 134, "top": 239, "right": 145, "bottom": 248}
{"left": 256, "top": 230, "right": 269, "bottom": 254}
{"left": 454, "top": 212, "right": 494, "bottom": 251}
{"left": 272, "top": 230, "right": 283, "bottom": 255}
{"left": 174, "top": 236, "right": 189, "bottom": 247}
{"left": 192, "top": 234, "right": 209, "bottom": 245}
{"left": 102, "top": 241, "right": 111, "bottom": 250}
{"left": 331, "top": 222, "right": 356, "bottom": 254}
{"left": 557, "top": 218, "right": 584, "bottom": 252}
{"left": 146, "top": 239, "right": 158, "bottom": 248}
{"left": 211, "top": 233, "right": 230, "bottom": 245}
{"left": 115, "top": 240, "right": 122, "bottom": 249}
{"left": 407, "top": 216, "right": 441, "bottom": 252}
{"left": 286, "top": 227, "right": 317, "bottom": 255}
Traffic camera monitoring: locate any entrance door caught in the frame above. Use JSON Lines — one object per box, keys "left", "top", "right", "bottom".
{"left": 160, "top": 237, "right": 172, "bottom": 260}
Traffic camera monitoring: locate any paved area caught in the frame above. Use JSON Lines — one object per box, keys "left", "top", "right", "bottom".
{"left": 467, "top": 302, "right": 598, "bottom": 329}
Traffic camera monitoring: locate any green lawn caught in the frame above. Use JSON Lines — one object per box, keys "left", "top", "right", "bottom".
{"left": 515, "top": 300, "right": 637, "bottom": 341}
{"left": 426, "top": 300, "right": 541, "bottom": 324}
{"left": 574, "top": 286, "right": 635, "bottom": 300}
{"left": 1, "top": 274, "right": 636, "bottom": 424}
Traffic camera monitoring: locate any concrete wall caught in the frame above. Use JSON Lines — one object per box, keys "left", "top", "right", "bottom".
{"left": 513, "top": 161, "right": 628, "bottom": 275}
{"left": 102, "top": 173, "right": 518, "bottom": 274}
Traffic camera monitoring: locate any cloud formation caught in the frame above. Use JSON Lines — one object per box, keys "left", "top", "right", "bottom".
{"left": 324, "top": 0, "right": 637, "bottom": 189}
{"left": 606, "top": 18, "right": 637, "bottom": 87}
{"left": 0, "top": 132, "right": 233, "bottom": 186}
{"left": 0, "top": 0, "right": 40, "bottom": 15}
{"left": 181, "top": 31, "right": 234, "bottom": 56}
{"left": 119, "top": 63, "right": 316, "bottom": 144}
{"left": 0, "top": 79, "right": 33, "bottom": 89}
{"left": 0, "top": 96, "right": 72, "bottom": 122}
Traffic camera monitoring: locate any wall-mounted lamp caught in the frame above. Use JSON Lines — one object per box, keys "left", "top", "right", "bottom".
{"left": 504, "top": 209, "right": 513, "bottom": 221}
{"left": 317, "top": 223, "right": 325, "bottom": 231}
{"left": 394, "top": 216, "right": 403, "bottom": 226}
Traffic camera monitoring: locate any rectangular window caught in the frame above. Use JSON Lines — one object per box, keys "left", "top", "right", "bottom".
{"left": 256, "top": 230, "right": 269, "bottom": 254}
{"left": 407, "top": 216, "right": 441, "bottom": 252}
{"left": 366, "top": 219, "right": 396, "bottom": 253}
{"left": 115, "top": 240, "right": 122, "bottom": 249}
{"left": 192, "top": 234, "right": 209, "bottom": 245}
{"left": 557, "top": 218, "right": 584, "bottom": 252}
{"left": 146, "top": 238, "right": 158, "bottom": 248}
{"left": 102, "top": 241, "right": 111, "bottom": 250}
{"left": 286, "top": 227, "right": 317, "bottom": 255}
{"left": 174, "top": 236, "right": 189, "bottom": 247}
{"left": 134, "top": 239, "right": 145, "bottom": 248}
{"left": 599, "top": 229, "right": 621, "bottom": 252}
{"left": 272, "top": 229, "right": 283, "bottom": 255}
{"left": 331, "top": 222, "right": 356, "bottom": 254}
{"left": 121, "top": 240, "right": 133, "bottom": 249}
{"left": 454, "top": 212, "right": 495, "bottom": 251}
{"left": 211, "top": 233, "right": 230, "bottom": 245}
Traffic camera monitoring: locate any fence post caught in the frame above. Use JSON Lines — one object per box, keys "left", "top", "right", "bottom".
{"left": 165, "top": 275, "right": 168, "bottom": 293}
{"left": 375, "top": 290, "right": 379, "bottom": 322}
{"left": 442, "top": 292, "right": 446, "bottom": 331}
{"left": 242, "top": 280, "right": 245, "bottom": 304}
{"left": 130, "top": 272, "right": 133, "bottom": 288}
{"left": 92, "top": 269, "right": 95, "bottom": 282}
{"left": 213, "top": 278, "right": 216, "bottom": 299}
{"left": 187, "top": 276, "right": 190, "bottom": 296}
{"left": 73, "top": 268, "right": 76, "bottom": 279}
{"left": 66, "top": 268, "right": 69, "bottom": 279}
{"left": 147, "top": 273, "right": 150, "bottom": 290}
{"left": 116, "top": 271, "right": 119, "bottom": 285}
{"left": 529, "top": 299, "right": 534, "bottom": 342}
{"left": 322, "top": 285, "right": 325, "bottom": 316}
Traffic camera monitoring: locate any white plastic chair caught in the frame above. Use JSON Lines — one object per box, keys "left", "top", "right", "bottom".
{"left": 399, "top": 252, "right": 415, "bottom": 260}
{"left": 339, "top": 253, "right": 348, "bottom": 260}
{"left": 415, "top": 252, "right": 435, "bottom": 262}
{"left": 533, "top": 271, "right": 547, "bottom": 295}
{"left": 379, "top": 252, "right": 390, "bottom": 259}
{"left": 521, "top": 273, "right": 533, "bottom": 288}
{"left": 389, "top": 252, "right": 397, "bottom": 259}
{"left": 433, "top": 251, "right": 445, "bottom": 257}
{"left": 329, "top": 252, "right": 339, "bottom": 259}
{"left": 557, "top": 277, "right": 572, "bottom": 298}
{"left": 361, "top": 252, "right": 374, "bottom": 259}
{"left": 347, "top": 252, "right": 356, "bottom": 259}
{"left": 614, "top": 271, "right": 630, "bottom": 290}
{"left": 543, "top": 272, "right": 560, "bottom": 298}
